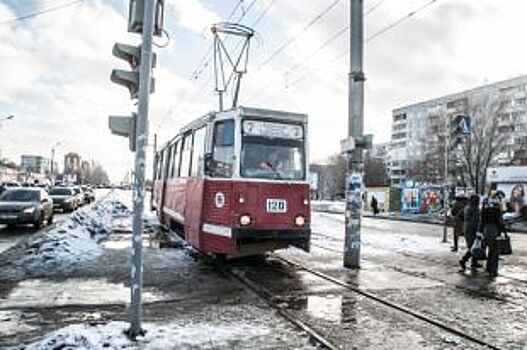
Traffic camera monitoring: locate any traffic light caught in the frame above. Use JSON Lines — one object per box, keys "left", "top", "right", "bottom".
{"left": 110, "top": 43, "right": 156, "bottom": 99}
{"left": 109, "top": 113, "right": 137, "bottom": 152}
{"left": 128, "top": 0, "right": 165, "bottom": 36}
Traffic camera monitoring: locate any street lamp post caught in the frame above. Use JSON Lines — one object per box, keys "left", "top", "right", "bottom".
{"left": 50, "top": 142, "right": 61, "bottom": 185}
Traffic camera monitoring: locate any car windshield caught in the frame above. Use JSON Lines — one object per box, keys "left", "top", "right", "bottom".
{"left": 241, "top": 121, "right": 305, "bottom": 180}
{"left": 49, "top": 188, "right": 73, "bottom": 196}
{"left": 0, "top": 189, "right": 40, "bottom": 202}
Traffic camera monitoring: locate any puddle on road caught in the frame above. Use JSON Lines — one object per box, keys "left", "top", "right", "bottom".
{"left": 0, "top": 278, "right": 166, "bottom": 309}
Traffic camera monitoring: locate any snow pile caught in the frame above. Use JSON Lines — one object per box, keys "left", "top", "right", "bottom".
{"left": 12, "top": 199, "right": 120, "bottom": 275}
{"left": 24, "top": 321, "right": 271, "bottom": 349}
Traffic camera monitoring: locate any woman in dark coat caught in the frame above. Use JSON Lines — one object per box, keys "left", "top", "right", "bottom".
{"left": 459, "top": 195, "right": 481, "bottom": 271}
{"left": 479, "top": 193, "right": 506, "bottom": 277}
{"left": 451, "top": 196, "right": 468, "bottom": 252}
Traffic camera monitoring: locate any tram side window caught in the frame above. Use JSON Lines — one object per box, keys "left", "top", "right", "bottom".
{"left": 191, "top": 127, "right": 206, "bottom": 177}
{"left": 211, "top": 120, "right": 234, "bottom": 178}
{"left": 156, "top": 151, "right": 164, "bottom": 180}
{"left": 179, "top": 133, "right": 193, "bottom": 178}
{"left": 163, "top": 147, "right": 172, "bottom": 179}
{"left": 170, "top": 140, "right": 181, "bottom": 178}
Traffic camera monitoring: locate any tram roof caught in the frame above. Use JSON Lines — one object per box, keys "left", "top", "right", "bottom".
{"left": 159, "top": 106, "right": 308, "bottom": 150}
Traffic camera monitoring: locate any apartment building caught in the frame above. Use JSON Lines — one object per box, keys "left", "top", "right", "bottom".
{"left": 388, "top": 75, "right": 527, "bottom": 186}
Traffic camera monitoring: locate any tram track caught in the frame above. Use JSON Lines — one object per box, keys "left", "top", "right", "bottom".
{"left": 222, "top": 265, "right": 341, "bottom": 350}
{"left": 271, "top": 254, "right": 501, "bottom": 350}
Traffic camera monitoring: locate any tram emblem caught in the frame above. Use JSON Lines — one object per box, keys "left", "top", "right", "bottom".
{"left": 215, "top": 192, "right": 225, "bottom": 208}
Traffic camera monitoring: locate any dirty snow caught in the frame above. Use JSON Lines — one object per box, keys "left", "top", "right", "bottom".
{"left": 22, "top": 321, "right": 272, "bottom": 350}
{"left": 1, "top": 193, "right": 127, "bottom": 277}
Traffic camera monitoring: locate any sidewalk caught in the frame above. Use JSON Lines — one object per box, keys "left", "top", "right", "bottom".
{"left": 311, "top": 201, "right": 527, "bottom": 233}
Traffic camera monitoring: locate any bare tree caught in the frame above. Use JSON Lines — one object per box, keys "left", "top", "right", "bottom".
{"left": 325, "top": 153, "right": 347, "bottom": 200}
{"left": 406, "top": 113, "right": 446, "bottom": 184}
{"left": 459, "top": 94, "right": 509, "bottom": 194}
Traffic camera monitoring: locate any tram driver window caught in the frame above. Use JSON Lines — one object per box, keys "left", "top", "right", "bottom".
{"left": 211, "top": 120, "right": 235, "bottom": 177}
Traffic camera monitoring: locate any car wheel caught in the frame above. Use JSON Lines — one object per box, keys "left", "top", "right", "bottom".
{"left": 34, "top": 215, "right": 44, "bottom": 229}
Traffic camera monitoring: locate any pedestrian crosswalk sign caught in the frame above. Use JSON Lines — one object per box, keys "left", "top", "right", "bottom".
{"left": 457, "top": 115, "right": 471, "bottom": 135}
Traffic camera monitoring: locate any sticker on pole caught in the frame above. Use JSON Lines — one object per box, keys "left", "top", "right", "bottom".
{"left": 346, "top": 173, "right": 363, "bottom": 207}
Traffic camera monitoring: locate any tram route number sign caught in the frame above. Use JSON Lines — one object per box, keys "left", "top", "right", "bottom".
{"left": 266, "top": 198, "right": 287, "bottom": 213}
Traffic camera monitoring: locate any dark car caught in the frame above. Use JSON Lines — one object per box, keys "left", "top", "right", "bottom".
{"left": 0, "top": 188, "right": 54, "bottom": 228}
{"left": 49, "top": 187, "right": 77, "bottom": 212}
{"left": 81, "top": 185, "right": 95, "bottom": 203}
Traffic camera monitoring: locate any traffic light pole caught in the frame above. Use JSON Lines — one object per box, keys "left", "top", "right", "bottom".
{"left": 344, "top": 0, "right": 365, "bottom": 269}
{"left": 128, "top": 0, "right": 155, "bottom": 339}
{"left": 442, "top": 115, "right": 450, "bottom": 243}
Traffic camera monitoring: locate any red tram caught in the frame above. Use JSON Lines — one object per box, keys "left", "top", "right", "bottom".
{"left": 152, "top": 106, "right": 310, "bottom": 258}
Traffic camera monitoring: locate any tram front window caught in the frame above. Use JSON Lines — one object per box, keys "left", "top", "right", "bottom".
{"left": 241, "top": 120, "right": 305, "bottom": 180}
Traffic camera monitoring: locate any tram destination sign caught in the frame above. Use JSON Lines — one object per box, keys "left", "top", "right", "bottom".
{"left": 243, "top": 120, "right": 303, "bottom": 140}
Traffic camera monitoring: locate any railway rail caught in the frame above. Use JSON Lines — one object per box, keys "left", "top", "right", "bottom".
{"left": 271, "top": 254, "right": 501, "bottom": 350}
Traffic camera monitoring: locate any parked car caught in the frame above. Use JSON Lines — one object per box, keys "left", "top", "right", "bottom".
{"left": 72, "top": 186, "right": 85, "bottom": 206}
{"left": 81, "top": 185, "right": 95, "bottom": 203}
{"left": 0, "top": 188, "right": 54, "bottom": 228}
{"left": 49, "top": 187, "right": 77, "bottom": 212}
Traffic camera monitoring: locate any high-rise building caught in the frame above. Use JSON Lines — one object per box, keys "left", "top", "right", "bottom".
{"left": 20, "top": 155, "right": 51, "bottom": 174}
{"left": 388, "top": 75, "right": 527, "bottom": 187}
{"left": 64, "top": 152, "right": 81, "bottom": 175}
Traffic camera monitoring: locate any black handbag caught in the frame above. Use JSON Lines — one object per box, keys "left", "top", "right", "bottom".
{"left": 496, "top": 233, "right": 512, "bottom": 255}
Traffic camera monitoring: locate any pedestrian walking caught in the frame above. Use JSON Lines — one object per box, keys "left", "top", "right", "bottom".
{"left": 371, "top": 195, "right": 379, "bottom": 216}
{"left": 451, "top": 194, "right": 468, "bottom": 252}
{"left": 479, "top": 191, "right": 506, "bottom": 277}
{"left": 459, "top": 195, "right": 482, "bottom": 271}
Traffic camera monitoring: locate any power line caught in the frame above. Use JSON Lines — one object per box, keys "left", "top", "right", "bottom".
{"left": 364, "top": 0, "right": 386, "bottom": 16}
{"left": 284, "top": 0, "right": 443, "bottom": 90}
{"left": 0, "top": 0, "right": 84, "bottom": 25}
{"left": 256, "top": 0, "right": 342, "bottom": 70}
{"left": 366, "top": 0, "right": 438, "bottom": 42}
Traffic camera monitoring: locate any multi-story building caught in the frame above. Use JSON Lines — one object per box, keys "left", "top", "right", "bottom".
{"left": 20, "top": 155, "right": 51, "bottom": 175}
{"left": 388, "top": 75, "right": 527, "bottom": 187}
{"left": 64, "top": 152, "right": 81, "bottom": 175}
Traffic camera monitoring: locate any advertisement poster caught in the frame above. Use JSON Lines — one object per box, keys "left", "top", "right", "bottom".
{"left": 402, "top": 188, "right": 420, "bottom": 213}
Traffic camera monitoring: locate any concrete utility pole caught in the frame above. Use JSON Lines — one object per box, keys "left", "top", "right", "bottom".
{"left": 129, "top": 0, "right": 155, "bottom": 338}
{"left": 344, "top": 0, "right": 365, "bottom": 268}
{"left": 442, "top": 116, "right": 450, "bottom": 243}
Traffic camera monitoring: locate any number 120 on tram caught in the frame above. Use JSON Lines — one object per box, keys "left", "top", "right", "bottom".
{"left": 152, "top": 107, "right": 311, "bottom": 258}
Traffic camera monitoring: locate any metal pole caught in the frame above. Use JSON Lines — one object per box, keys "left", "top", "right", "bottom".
{"left": 442, "top": 115, "right": 449, "bottom": 243}
{"left": 344, "top": 0, "right": 365, "bottom": 268}
{"left": 51, "top": 148, "right": 55, "bottom": 185}
{"left": 128, "top": 0, "right": 155, "bottom": 339}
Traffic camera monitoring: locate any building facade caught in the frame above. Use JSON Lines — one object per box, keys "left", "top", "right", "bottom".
{"left": 20, "top": 155, "right": 51, "bottom": 175}
{"left": 389, "top": 75, "right": 527, "bottom": 187}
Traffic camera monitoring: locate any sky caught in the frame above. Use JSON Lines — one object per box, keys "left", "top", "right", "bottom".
{"left": 0, "top": 0, "right": 526, "bottom": 181}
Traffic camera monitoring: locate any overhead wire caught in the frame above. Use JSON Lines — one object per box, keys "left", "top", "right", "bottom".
{"left": 284, "top": 0, "right": 443, "bottom": 90}
{"left": 256, "top": 0, "right": 342, "bottom": 70}
{"left": 0, "top": 0, "right": 85, "bottom": 25}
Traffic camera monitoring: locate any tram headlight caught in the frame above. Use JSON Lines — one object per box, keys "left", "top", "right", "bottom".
{"left": 239, "top": 214, "right": 252, "bottom": 226}
{"left": 294, "top": 215, "right": 306, "bottom": 227}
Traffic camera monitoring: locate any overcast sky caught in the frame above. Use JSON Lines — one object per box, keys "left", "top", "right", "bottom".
{"left": 0, "top": 0, "right": 526, "bottom": 181}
